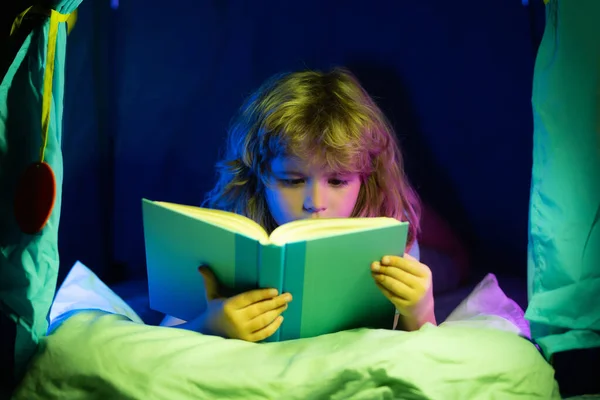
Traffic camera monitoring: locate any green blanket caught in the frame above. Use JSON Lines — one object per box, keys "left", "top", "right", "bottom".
{"left": 13, "top": 311, "right": 559, "bottom": 399}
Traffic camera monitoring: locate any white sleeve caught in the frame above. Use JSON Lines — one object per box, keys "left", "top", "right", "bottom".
{"left": 407, "top": 238, "right": 421, "bottom": 261}
{"left": 159, "top": 314, "right": 187, "bottom": 327}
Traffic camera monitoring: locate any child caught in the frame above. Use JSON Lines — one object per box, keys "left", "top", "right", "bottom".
{"left": 161, "top": 68, "right": 436, "bottom": 340}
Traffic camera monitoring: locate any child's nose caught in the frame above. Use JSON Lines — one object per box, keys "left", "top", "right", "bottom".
{"left": 303, "top": 181, "right": 327, "bottom": 212}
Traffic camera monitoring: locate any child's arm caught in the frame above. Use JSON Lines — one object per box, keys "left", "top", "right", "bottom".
{"left": 393, "top": 307, "right": 437, "bottom": 332}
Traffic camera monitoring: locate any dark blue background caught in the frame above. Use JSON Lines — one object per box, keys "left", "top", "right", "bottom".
{"left": 58, "top": 0, "right": 546, "bottom": 285}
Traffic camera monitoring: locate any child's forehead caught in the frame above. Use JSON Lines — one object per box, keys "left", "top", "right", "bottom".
{"left": 270, "top": 156, "right": 314, "bottom": 171}
{"left": 269, "top": 156, "right": 355, "bottom": 175}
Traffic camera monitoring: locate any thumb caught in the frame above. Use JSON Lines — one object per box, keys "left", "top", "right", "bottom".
{"left": 198, "top": 265, "right": 221, "bottom": 301}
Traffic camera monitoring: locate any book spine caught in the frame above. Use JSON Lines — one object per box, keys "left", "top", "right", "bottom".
{"left": 279, "top": 242, "right": 307, "bottom": 341}
{"left": 257, "top": 243, "right": 285, "bottom": 342}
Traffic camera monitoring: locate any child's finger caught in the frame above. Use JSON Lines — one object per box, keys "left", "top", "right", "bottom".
{"left": 249, "top": 315, "right": 284, "bottom": 342}
{"left": 198, "top": 265, "right": 221, "bottom": 301}
{"left": 244, "top": 293, "right": 292, "bottom": 319}
{"left": 380, "top": 255, "right": 429, "bottom": 278}
{"left": 229, "top": 288, "right": 279, "bottom": 309}
{"left": 372, "top": 272, "right": 412, "bottom": 300}
{"left": 371, "top": 262, "right": 420, "bottom": 289}
{"left": 246, "top": 303, "right": 288, "bottom": 333}
{"left": 374, "top": 281, "right": 410, "bottom": 308}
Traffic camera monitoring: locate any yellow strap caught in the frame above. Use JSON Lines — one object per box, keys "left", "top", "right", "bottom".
{"left": 11, "top": 7, "right": 31, "bottom": 35}
{"left": 10, "top": 7, "right": 76, "bottom": 162}
{"left": 40, "top": 9, "right": 71, "bottom": 162}
{"left": 11, "top": 6, "right": 77, "bottom": 36}
{"left": 67, "top": 10, "right": 78, "bottom": 35}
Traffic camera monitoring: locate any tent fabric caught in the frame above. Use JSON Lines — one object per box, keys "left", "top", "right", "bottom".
{"left": 525, "top": 0, "right": 600, "bottom": 359}
{"left": 61, "top": 0, "right": 537, "bottom": 282}
{"left": 0, "top": 0, "right": 83, "bottom": 388}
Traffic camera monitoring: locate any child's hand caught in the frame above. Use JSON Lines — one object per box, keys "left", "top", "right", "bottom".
{"left": 371, "top": 254, "right": 436, "bottom": 330}
{"left": 198, "top": 266, "right": 292, "bottom": 342}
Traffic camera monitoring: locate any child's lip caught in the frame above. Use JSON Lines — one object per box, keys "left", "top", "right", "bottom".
{"left": 301, "top": 213, "right": 322, "bottom": 219}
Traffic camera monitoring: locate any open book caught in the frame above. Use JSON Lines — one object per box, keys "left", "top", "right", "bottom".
{"left": 142, "top": 198, "right": 409, "bottom": 341}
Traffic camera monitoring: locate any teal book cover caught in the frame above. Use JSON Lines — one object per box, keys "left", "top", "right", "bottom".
{"left": 278, "top": 224, "right": 407, "bottom": 341}
{"left": 142, "top": 199, "right": 260, "bottom": 322}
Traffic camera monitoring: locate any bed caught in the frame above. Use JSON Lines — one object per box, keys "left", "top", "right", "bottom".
{"left": 10, "top": 261, "right": 558, "bottom": 399}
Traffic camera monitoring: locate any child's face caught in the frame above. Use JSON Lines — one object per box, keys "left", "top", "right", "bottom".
{"left": 264, "top": 156, "right": 362, "bottom": 226}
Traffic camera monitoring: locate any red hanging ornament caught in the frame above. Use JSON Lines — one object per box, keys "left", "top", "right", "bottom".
{"left": 14, "top": 161, "right": 56, "bottom": 234}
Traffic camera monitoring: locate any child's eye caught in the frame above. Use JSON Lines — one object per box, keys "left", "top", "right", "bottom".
{"left": 279, "top": 178, "right": 304, "bottom": 187}
{"left": 329, "top": 179, "right": 349, "bottom": 187}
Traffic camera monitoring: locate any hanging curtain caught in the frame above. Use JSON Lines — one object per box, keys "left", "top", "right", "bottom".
{"left": 0, "top": 0, "right": 82, "bottom": 392}
{"left": 526, "top": 0, "right": 600, "bottom": 359}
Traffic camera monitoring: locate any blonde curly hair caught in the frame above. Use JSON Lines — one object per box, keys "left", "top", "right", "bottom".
{"left": 203, "top": 67, "right": 421, "bottom": 248}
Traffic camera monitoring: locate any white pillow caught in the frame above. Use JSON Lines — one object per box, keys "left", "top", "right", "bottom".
{"left": 48, "top": 261, "right": 144, "bottom": 333}
{"left": 444, "top": 273, "right": 531, "bottom": 338}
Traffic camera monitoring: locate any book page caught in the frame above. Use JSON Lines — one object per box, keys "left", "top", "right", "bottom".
{"left": 269, "top": 217, "right": 401, "bottom": 245}
{"left": 155, "top": 201, "right": 269, "bottom": 241}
